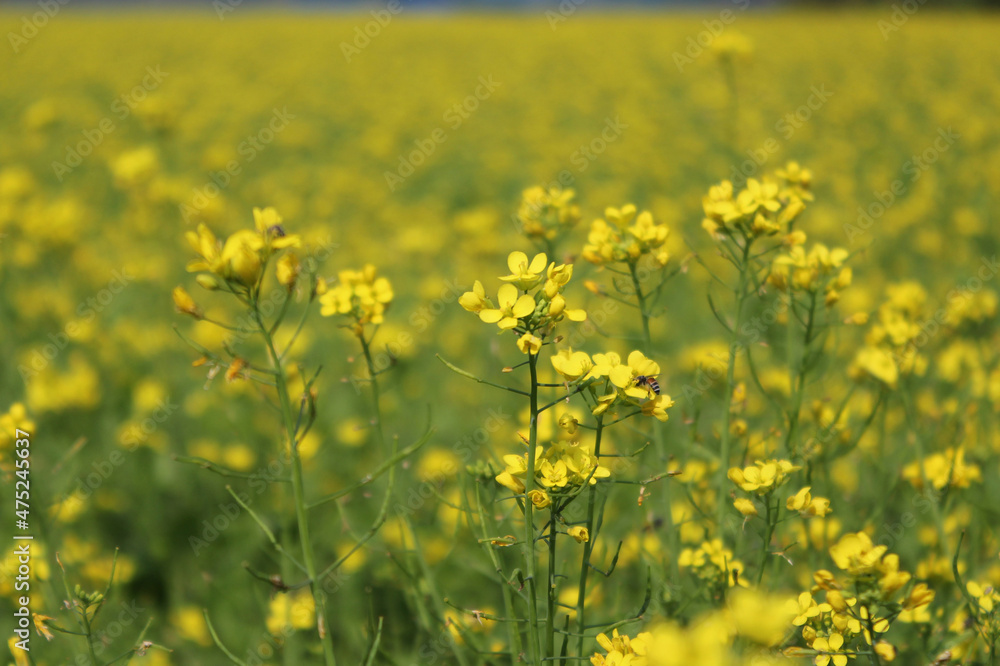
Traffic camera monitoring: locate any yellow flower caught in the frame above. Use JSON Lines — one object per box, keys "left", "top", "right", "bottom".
{"left": 499, "top": 251, "right": 548, "bottom": 290}
{"left": 220, "top": 229, "right": 264, "bottom": 285}
{"left": 319, "top": 264, "right": 394, "bottom": 327}
{"left": 517, "top": 332, "right": 542, "bottom": 355}
{"left": 185, "top": 223, "right": 224, "bottom": 274}
{"left": 727, "top": 459, "right": 799, "bottom": 495}
{"left": 477, "top": 283, "right": 536, "bottom": 330}
{"left": 568, "top": 526, "right": 589, "bottom": 543}
{"left": 551, "top": 349, "right": 594, "bottom": 382}
{"left": 874, "top": 641, "right": 896, "bottom": 662}
{"left": 266, "top": 589, "right": 315, "bottom": 635}
{"left": 607, "top": 351, "right": 660, "bottom": 399}
{"left": 851, "top": 347, "right": 898, "bottom": 389}
{"left": 902, "top": 447, "right": 981, "bottom": 491}
{"left": 172, "top": 285, "right": 202, "bottom": 318}
{"left": 251, "top": 206, "right": 301, "bottom": 251}
{"left": 812, "top": 632, "right": 848, "bottom": 666}
{"left": 276, "top": 253, "right": 300, "bottom": 289}
{"left": 733, "top": 498, "right": 758, "bottom": 517}
{"left": 8, "top": 637, "right": 29, "bottom": 666}
{"left": 640, "top": 394, "right": 674, "bottom": 422}
{"left": 459, "top": 280, "right": 490, "bottom": 313}
{"left": 32, "top": 613, "right": 55, "bottom": 641}
{"left": 787, "top": 487, "right": 833, "bottom": 517}
{"left": 829, "top": 532, "right": 887, "bottom": 577}
{"left": 528, "top": 489, "right": 551, "bottom": 508}
{"left": 516, "top": 186, "right": 580, "bottom": 240}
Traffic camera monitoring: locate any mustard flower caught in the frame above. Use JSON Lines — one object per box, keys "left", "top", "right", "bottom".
{"left": 499, "top": 251, "right": 548, "bottom": 290}
{"left": 477, "top": 283, "right": 536, "bottom": 330}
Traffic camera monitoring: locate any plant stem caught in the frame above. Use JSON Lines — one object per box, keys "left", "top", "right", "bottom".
{"left": 628, "top": 262, "right": 680, "bottom": 580}
{"left": 546, "top": 511, "right": 557, "bottom": 659}
{"left": 717, "top": 237, "right": 752, "bottom": 544}
{"left": 785, "top": 292, "right": 817, "bottom": 457}
{"left": 756, "top": 497, "right": 776, "bottom": 586}
{"left": 524, "top": 352, "right": 543, "bottom": 664}
{"left": 258, "top": 317, "right": 337, "bottom": 666}
{"left": 575, "top": 417, "right": 603, "bottom": 658}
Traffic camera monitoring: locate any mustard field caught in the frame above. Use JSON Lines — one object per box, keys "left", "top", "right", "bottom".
{"left": 2, "top": 8, "right": 1000, "bottom": 666}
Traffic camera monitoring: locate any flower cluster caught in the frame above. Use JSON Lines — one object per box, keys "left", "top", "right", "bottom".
{"left": 185, "top": 207, "right": 300, "bottom": 290}
{"left": 678, "top": 539, "right": 749, "bottom": 590}
{"left": 728, "top": 459, "right": 799, "bottom": 495}
{"left": 515, "top": 185, "right": 581, "bottom": 242}
{"left": 550, "top": 349, "right": 674, "bottom": 422}
{"left": 901, "top": 446, "right": 981, "bottom": 491}
{"left": 850, "top": 283, "right": 930, "bottom": 389}
{"left": 769, "top": 241, "right": 852, "bottom": 306}
{"left": 495, "top": 441, "right": 610, "bottom": 501}
{"left": 788, "top": 532, "right": 934, "bottom": 665}
{"left": 582, "top": 204, "right": 670, "bottom": 267}
{"left": 944, "top": 288, "right": 998, "bottom": 335}
{"left": 459, "top": 251, "right": 586, "bottom": 353}
{"left": 319, "top": 264, "right": 394, "bottom": 334}
{"left": 590, "top": 628, "right": 649, "bottom": 666}
{"left": 701, "top": 163, "right": 812, "bottom": 240}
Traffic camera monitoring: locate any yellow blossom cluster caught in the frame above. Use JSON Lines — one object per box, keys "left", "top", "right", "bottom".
{"left": 701, "top": 163, "right": 811, "bottom": 240}
{"left": 769, "top": 241, "right": 852, "bottom": 306}
{"left": 902, "top": 446, "right": 981, "bottom": 491}
{"left": 582, "top": 205, "right": 671, "bottom": 267}
{"left": 516, "top": 185, "right": 581, "bottom": 242}
{"left": 319, "top": 264, "right": 394, "bottom": 331}
{"left": 786, "top": 532, "right": 934, "bottom": 665}
{"left": 728, "top": 459, "right": 799, "bottom": 495}
{"left": 460, "top": 251, "right": 587, "bottom": 353}
{"left": 495, "top": 441, "right": 610, "bottom": 498}
{"left": 185, "top": 207, "right": 300, "bottom": 289}
{"left": 850, "top": 282, "right": 931, "bottom": 389}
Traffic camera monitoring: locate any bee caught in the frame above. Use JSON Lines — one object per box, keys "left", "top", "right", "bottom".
{"left": 267, "top": 224, "right": 286, "bottom": 238}
{"left": 634, "top": 375, "right": 660, "bottom": 395}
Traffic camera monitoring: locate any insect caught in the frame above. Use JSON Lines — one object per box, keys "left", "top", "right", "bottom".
{"left": 267, "top": 224, "right": 286, "bottom": 238}
{"left": 634, "top": 375, "right": 660, "bottom": 395}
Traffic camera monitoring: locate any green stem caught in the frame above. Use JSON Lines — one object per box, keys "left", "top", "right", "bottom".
{"left": 756, "top": 496, "right": 776, "bottom": 586}
{"left": 785, "top": 292, "right": 817, "bottom": 457}
{"left": 575, "top": 417, "right": 603, "bottom": 658}
{"left": 716, "top": 238, "right": 752, "bottom": 543}
{"left": 628, "top": 261, "right": 680, "bottom": 583}
{"left": 259, "top": 317, "right": 337, "bottom": 666}
{"left": 900, "top": 390, "right": 950, "bottom": 559}
{"left": 524, "top": 352, "right": 543, "bottom": 664}
{"left": 546, "top": 512, "right": 557, "bottom": 659}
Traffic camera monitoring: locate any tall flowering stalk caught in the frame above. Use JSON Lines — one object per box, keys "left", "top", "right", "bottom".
{"left": 698, "top": 164, "right": 815, "bottom": 542}
{"left": 174, "top": 209, "right": 419, "bottom": 665}
{"left": 448, "top": 251, "right": 673, "bottom": 662}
